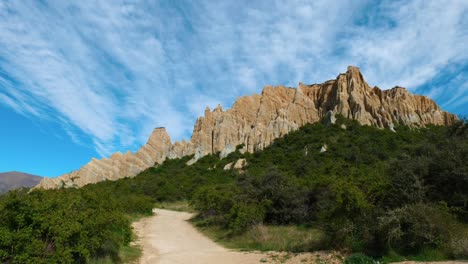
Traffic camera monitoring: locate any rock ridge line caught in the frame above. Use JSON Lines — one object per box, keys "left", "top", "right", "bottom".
{"left": 35, "top": 66, "right": 457, "bottom": 189}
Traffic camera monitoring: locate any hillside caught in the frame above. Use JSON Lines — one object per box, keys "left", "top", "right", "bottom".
{"left": 2, "top": 116, "right": 466, "bottom": 263}
{"left": 0, "top": 171, "right": 42, "bottom": 193}
{"left": 35, "top": 66, "right": 457, "bottom": 189}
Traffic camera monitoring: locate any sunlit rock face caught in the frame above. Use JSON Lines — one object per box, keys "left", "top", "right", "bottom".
{"left": 35, "top": 127, "right": 176, "bottom": 189}
{"left": 35, "top": 66, "right": 457, "bottom": 189}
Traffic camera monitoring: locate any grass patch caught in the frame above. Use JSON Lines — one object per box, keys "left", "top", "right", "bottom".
{"left": 155, "top": 200, "right": 195, "bottom": 212}
{"left": 380, "top": 250, "right": 406, "bottom": 263}
{"left": 407, "top": 248, "right": 448, "bottom": 262}
{"left": 380, "top": 248, "right": 450, "bottom": 263}
{"left": 118, "top": 244, "right": 142, "bottom": 263}
{"left": 88, "top": 215, "right": 145, "bottom": 264}
{"left": 88, "top": 244, "right": 141, "bottom": 264}
{"left": 193, "top": 222, "right": 325, "bottom": 252}
{"left": 127, "top": 211, "right": 154, "bottom": 222}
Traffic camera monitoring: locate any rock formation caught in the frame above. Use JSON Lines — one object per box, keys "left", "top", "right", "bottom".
{"left": 320, "top": 145, "right": 328, "bottom": 153}
{"left": 35, "top": 66, "right": 458, "bottom": 189}
{"left": 233, "top": 159, "right": 248, "bottom": 170}
{"left": 223, "top": 162, "right": 234, "bottom": 171}
{"left": 223, "top": 158, "right": 248, "bottom": 171}
{"left": 219, "top": 144, "right": 235, "bottom": 159}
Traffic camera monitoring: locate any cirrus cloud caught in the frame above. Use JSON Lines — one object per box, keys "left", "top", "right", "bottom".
{"left": 0, "top": 0, "right": 466, "bottom": 158}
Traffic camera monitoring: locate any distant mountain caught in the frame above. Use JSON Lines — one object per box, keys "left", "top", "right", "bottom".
{"left": 0, "top": 171, "right": 42, "bottom": 193}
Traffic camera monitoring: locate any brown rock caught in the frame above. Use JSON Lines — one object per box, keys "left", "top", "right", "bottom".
{"left": 233, "top": 159, "right": 248, "bottom": 170}
{"left": 36, "top": 128, "right": 176, "bottom": 189}
{"left": 223, "top": 162, "right": 233, "bottom": 171}
{"left": 35, "top": 66, "right": 457, "bottom": 189}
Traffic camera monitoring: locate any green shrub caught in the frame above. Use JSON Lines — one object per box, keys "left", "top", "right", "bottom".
{"left": 378, "top": 203, "right": 459, "bottom": 254}
{"left": 448, "top": 229, "right": 468, "bottom": 259}
{"left": 119, "top": 194, "right": 154, "bottom": 215}
{"left": 344, "top": 253, "right": 379, "bottom": 264}
{"left": 0, "top": 188, "right": 135, "bottom": 263}
{"left": 228, "top": 202, "right": 265, "bottom": 232}
{"left": 191, "top": 185, "right": 236, "bottom": 225}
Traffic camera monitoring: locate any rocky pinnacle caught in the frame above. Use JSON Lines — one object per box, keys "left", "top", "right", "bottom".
{"left": 35, "top": 66, "right": 457, "bottom": 189}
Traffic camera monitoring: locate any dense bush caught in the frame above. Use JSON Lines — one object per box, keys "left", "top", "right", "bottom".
{"left": 448, "top": 232, "right": 468, "bottom": 259}
{"left": 228, "top": 201, "right": 266, "bottom": 232}
{"left": 0, "top": 184, "right": 152, "bottom": 263}
{"left": 191, "top": 184, "right": 237, "bottom": 225}
{"left": 187, "top": 117, "right": 468, "bottom": 257}
{"left": 378, "top": 203, "right": 466, "bottom": 255}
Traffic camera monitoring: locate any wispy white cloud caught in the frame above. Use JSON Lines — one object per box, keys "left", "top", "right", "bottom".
{"left": 346, "top": 0, "right": 468, "bottom": 90}
{"left": 0, "top": 0, "right": 467, "bottom": 160}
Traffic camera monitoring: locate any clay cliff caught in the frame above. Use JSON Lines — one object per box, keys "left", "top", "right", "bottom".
{"left": 35, "top": 66, "right": 457, "bottom": 189}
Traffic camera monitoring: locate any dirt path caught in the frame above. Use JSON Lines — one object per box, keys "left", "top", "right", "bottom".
{"left": 133, "top": 208, "right": 265, "bottom": 264}
{"left": 132, "top": 208, "right": 466, "bottom": 264}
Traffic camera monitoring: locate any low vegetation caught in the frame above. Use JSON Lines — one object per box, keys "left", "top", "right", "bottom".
{"left": 191, "top": 117, "right": 468, "bottom": 261}
{"left": 0, "top": 116, "right": 467, "bottom": 263}
{"left": 0, "top": 185, "right": 152, "bottom": 263}
{"left": 155, "top": 200, "right": 195, "bottom": 212}
{"left": 193, "top": 222, "right": 325, "bottom": 252}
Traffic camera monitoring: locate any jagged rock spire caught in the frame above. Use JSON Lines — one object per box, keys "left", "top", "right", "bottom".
{"left": 35, "top": 66, "right": 457, "bottom": 189}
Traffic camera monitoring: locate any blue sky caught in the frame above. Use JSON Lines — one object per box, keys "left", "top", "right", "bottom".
{"left": 0, "top": 0, "right": 467, "bottom": 177}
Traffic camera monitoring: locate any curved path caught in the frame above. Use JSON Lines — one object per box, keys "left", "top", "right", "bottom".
{"left": 132, "top": 208, "right": 466, "bottom": 264}
{"left": 133, "top": 208, "right": 264, "bottom": 264}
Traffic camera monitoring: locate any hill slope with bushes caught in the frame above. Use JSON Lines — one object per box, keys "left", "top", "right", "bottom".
{"left": 1, "top": 116, "right": 467, "bottom": 262}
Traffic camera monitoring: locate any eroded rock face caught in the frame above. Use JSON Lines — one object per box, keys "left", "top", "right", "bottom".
{"left": 35, "top": 66, "right": 457, "bottom": 189}
{"left": 35, "top": 127, "right": 195, "bottom": 189}
{"left": 219, "top": 144, "right": 236, "bottom": 159}
{"left": 323, "top": 111, "right": 337, "bottom": 126}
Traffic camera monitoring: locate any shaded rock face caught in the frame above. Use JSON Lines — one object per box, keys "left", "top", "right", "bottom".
{"left": 323, "top": 111, "right": 336, "bottom": 126}
{"left": 219, "top": 144, "right": 236, "bottom": 159}
{"left": 35, "top": 66, "right": 457, "bottom": 189}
